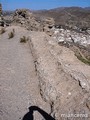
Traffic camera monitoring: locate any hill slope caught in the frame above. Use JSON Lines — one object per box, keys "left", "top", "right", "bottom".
{"left": 34, "top": 7, "right": 90, "bottom": 29}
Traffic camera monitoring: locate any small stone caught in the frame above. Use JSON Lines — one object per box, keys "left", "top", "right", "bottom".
{"left": 68, "top": 92, "right": 72, "bottom": 96}
{"left": 86, "top": 100, "right": 90, "bottom": 110}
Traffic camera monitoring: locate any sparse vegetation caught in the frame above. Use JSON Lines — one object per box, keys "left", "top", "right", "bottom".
{"left": 8, "top": 29, "right": 15, "bottom": 39}
{"left": 0, "top": 28, "right": 6, "bottom": 34}
{"left": 20, "top": 36, "right": 29, "bottom": 43}
{"left": 75, "top": 53, "right": 90, "bottom": 65}
{"left": 58, "top": 41, "right": 90, "bottom": 65}
{"left": 72, "top": 45, "right": 90, "bottom": 65}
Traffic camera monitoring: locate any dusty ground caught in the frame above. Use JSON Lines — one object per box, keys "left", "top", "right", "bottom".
{"left": 0, "top": 26, "right": 50, "bottom": 120}
{"left": 0, "top": 26, "right": 90, "bottom": 120}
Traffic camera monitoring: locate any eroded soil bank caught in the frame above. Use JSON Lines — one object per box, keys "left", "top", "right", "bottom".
{"left": 0, "top": 26, "right": 90, "bottom": 120}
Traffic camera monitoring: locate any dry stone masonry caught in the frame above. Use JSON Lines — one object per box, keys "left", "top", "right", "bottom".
{"left": 13, "top": 9, "right": 55, "bottom": 36}
{"left": 0, "top": 3, "right": 4, "bottom": 27}
{"left": 0, "top": 3, "right": 2, "bottom": 15}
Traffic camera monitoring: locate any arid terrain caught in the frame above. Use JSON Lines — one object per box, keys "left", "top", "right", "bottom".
{"left": 0, "top": 7, "right": 90, "bottom": 120}
{"left": 34, "top": 7, "right": 90, "bottom": 29}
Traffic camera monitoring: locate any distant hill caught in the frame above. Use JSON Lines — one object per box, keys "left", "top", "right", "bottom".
{"left": 3, "top": 11, "right": 14, "bottom": 16}
{"left": 84, "top": 7, "right": 90, "bottom": 10}
{"left": 33, "top": 7, "right": 90, "bottom": 29}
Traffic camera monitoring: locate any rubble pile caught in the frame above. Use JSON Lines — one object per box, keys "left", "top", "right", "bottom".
{"left": 13, "top": 9, "right": 55, "bottom": 35}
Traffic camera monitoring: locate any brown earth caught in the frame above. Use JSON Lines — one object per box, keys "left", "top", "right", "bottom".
{"left": 0, "top": 26, "right": 90, "bottom": 120}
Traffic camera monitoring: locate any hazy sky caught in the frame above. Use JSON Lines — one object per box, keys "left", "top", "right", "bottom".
{"left": 0, "top": 0, "right": 90, "bottom": 10}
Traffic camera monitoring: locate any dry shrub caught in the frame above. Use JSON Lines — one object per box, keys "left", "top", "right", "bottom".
{"left": 20, "top": 36, "right": 29, "bottom": 43}
{"left": 8, "top": 29, "right": 15, "bottom": 39}
{"left": 0, "top": 28, "right": 6, "bottom": 34}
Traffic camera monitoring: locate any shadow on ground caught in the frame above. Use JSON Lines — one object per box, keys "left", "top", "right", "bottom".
{"left": 22, "top": 106, "right": 55, "bottom": 120}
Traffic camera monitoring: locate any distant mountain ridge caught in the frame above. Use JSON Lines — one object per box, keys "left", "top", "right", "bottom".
{"left": 84, "top": 7, "right": 90, "bottom": 10}
{"left": 33, "top": 6, "right": 90, "bottom": 29}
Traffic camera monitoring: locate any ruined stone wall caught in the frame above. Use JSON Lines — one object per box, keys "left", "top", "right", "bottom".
{"left": 0, "top": 3, "right": 2, "bottom": 15}
{"left": 12, "top": 9, "right": 55, "bottom": 36}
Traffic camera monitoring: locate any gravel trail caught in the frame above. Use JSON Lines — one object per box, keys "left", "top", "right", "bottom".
{"left": 0, "top": 26, "right": 50, "bottom": 120}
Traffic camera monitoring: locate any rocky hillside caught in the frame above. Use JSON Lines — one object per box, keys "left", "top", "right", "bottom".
{"left": 34, "top": 7, "right": 90, "bottom": 29}
{"left": 0, "top": 7, "right": 90, "bottom": 120}
{"left": 53, "top": 28, "right": 90, "bottom": 66}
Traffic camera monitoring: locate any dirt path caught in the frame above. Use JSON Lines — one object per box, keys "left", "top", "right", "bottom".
{"left": 0, "top": 26, "right": 50, "bottom": 120}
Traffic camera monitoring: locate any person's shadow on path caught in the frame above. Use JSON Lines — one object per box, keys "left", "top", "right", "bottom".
{"left": 22, "top": 106, "right": 55, "bottom": 120}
